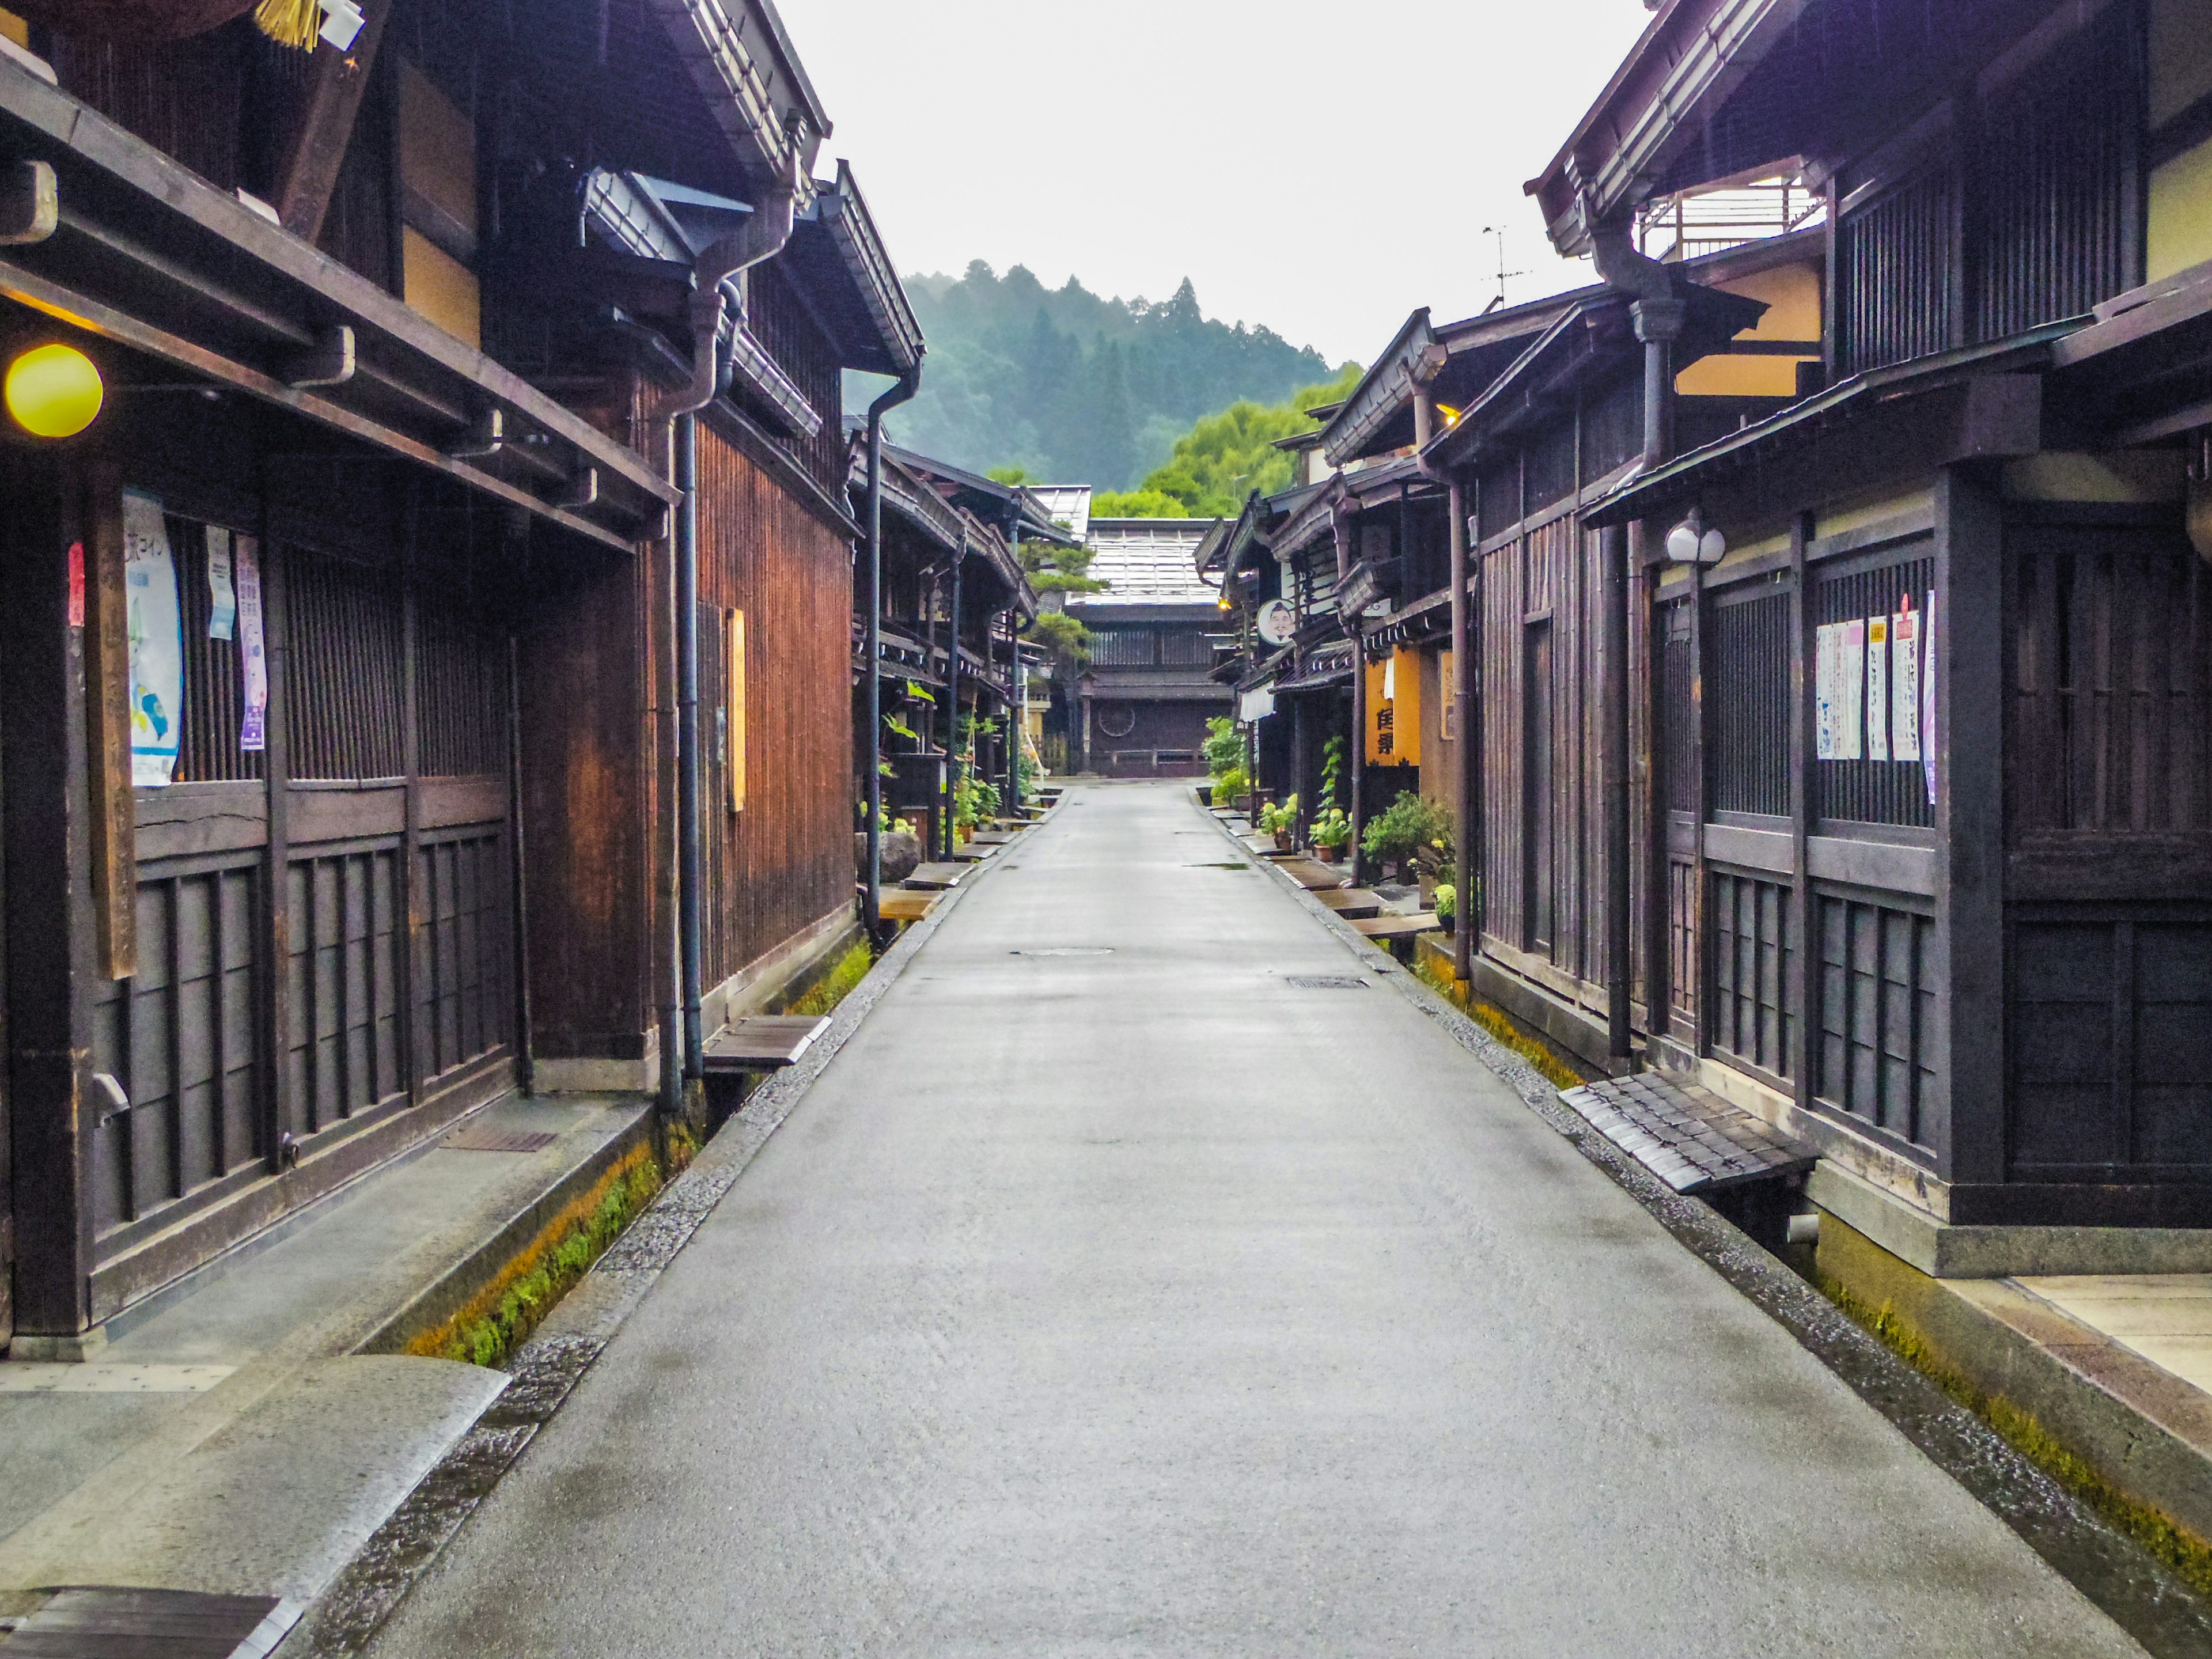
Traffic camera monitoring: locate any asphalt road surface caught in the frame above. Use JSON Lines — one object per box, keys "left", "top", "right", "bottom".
{"left": 362, "top": 782, "right": 2146, "bottom": 1658}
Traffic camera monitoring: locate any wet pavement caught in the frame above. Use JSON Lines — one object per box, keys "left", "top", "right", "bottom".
{"left": 358, "top": 782, "right": 2149, "bottom": 1658}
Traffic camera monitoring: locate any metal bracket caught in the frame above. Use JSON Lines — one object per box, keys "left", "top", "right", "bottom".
{"left": 446, "top": 408, "right": 503, "bottom": 460}
{"left": 90, "top": 1071, "right": 129, "bottom": 1126}
{"left": 282, "top": 325, "right": 355, "bottom": 390}
{"left": 552, "top": 467, "right": 599, "bottom": 510}
{"left": 0, "top": 160, "right": 57, "bottom": 247}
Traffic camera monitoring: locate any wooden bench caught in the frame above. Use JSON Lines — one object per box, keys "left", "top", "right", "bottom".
{"left": 1313, "top": 888, "right": 1384, "bottom": 920}
{"left": 702, "top": 1015, "right": 830, "bottom": 1075}
{"left": 878, "top": 891, "right": 940, "bottom": 923}
{"left": 902, "top": 864, "right": 965, "bottom": 890}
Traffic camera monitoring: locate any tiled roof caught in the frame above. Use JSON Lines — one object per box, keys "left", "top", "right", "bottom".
{"left": 1070, "top": 519, "right": 1220, "bottom": 607}
{"left": 1025, "top": 485, "right": 1092, "bottom": 541}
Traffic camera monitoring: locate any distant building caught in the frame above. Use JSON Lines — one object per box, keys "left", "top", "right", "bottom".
{"left": 1063, "top": 513, "right": 1232, "bottom": 777}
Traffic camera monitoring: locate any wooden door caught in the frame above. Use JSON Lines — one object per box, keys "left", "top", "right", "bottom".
{"left": 1526, "top": 622, "right": 1555, "bottom": 955}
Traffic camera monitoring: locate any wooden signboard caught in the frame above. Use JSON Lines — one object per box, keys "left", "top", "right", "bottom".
{"left": 1364, "top": 646, "right": 1421, "bottom": 767}
{"left": 728, "top": 607, "right": 747, "bottom": 813}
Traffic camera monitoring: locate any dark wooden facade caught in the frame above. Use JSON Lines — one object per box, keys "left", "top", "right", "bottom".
{"left": 0, "top": 0, "right": 921, "bottom": 1349}
{"left": 1465, "top": 0, "right": 2212, "bottom": 1233}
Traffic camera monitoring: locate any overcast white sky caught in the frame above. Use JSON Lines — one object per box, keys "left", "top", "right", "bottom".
{"left": 785, "top": 1, "right": 1656, "bottom": 368}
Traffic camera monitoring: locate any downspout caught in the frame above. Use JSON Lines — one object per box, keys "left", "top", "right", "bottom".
{"left": 1414, "top": 402, "right": 1472, "bottom": 988}
{"left": 654, "top": 162, "right": 800, "bottom": 1118}
{"left": 1589, "top": 203, "right": 1682, "bottom": 1071}
{"left": 1334, "top": 501, "right": 1365, "bottom": 876}
{"left": 943, "top": 543, "right": 965, "bottom": 857}
{"left": 865, "top": 368, "right": 922, "bottom": 944}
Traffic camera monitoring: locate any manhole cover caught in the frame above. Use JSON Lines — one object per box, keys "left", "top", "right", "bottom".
{"left": 1010, "top": 948, "right": 1113, "bottom": 957}
{"left": 1285, "top": 975, "right": 1369, "bottom": 990}
{"left": 444, "top": 1124, "right": 559, "bottom": 1153}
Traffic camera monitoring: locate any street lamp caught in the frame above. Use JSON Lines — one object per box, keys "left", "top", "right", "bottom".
{"left": 1665, "top": 505, "right": 1726, "bottom": 567}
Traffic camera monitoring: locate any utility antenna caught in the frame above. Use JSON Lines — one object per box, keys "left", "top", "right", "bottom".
{"left": 1478, "top": 225, "right": 1528, "bottom": 314}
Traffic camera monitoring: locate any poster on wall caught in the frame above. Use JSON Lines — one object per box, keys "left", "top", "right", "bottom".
{"left": 1891, "top": 600, "right": 1921, "bottom": 763}
{"left": 237, "top": 535, "right": 267, "bottom": 752}
{"left": 206, "top": 526, "right": 237, "bottom": 641}
{"left": 1921, "top": 591, "right": 1939, "bottom": 806}
{"left": 1865, "top": 616, "right": 1890, "bottom": 763}
{"left": 1815, "top": 620, "right": 1866, "bottom": 760}
{"left": 123, "top": 489, "right": 183, "bottom": 788}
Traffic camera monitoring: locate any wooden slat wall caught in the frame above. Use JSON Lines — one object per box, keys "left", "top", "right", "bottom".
{"left": 696, "top": 422, "right": 855, "bottom": 988}
{"left": 1480, "top": 537, "right": 1522, "bottom": 949}
{"left": 2008, "top": 526, "right": 2212, "bottom": 836}
{"left": 518, "top": 554, "right": 649, "bottom": 1060}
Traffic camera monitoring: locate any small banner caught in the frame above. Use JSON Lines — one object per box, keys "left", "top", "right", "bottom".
{"left": 123, "top": 490, "right": 183, "bottom": 788}
{"left": 238, "top": 535, "right": 268, "bottom": 752}
{"left": 206, "top": 526, "right": 237, "bottom": 641}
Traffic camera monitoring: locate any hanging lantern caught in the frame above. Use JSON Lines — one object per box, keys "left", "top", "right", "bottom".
{"left": 4, "top": 0, "right": 259, "bottom": 42}
{"left": 5, "top": 343, "right": 104, "bottom": 438}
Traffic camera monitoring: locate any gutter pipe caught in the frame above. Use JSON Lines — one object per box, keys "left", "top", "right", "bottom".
{"left": 656, "top": 161, "right": 800, "bottom": 1119}
{"left": 865, "top": 367, "right": 922, "bottom": 942}
{"left": 1588, "top": 203, "right": 1683, "bottom": 1071}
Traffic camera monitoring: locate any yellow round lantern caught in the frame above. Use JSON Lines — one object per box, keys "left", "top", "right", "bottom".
{"left": 5, "top": 343, "right": 105, "bottom": 438}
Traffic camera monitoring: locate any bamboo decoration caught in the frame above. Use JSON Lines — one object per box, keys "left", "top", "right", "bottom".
{"left": 252, "top": 0, "right": 320, "bottom": 48}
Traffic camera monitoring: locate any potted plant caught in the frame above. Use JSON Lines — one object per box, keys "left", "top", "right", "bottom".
{"left": 1259, "top": 793, "right": 1300, "bottom": 850}
{"left": 1211, "top": 763, "right": 1248, "bottom": 816}
{"left": 1434, "top": 881, "right": 1457, "bottom": 935}
{"left": 1362, "top": 792, "right": 1454, "bottom": 887}
{"left": 1310, "top": 806, "right": 1351, "bottom": 863}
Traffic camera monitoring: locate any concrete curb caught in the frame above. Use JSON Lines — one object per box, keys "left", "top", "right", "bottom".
{"left": 1820, "top": 1213, "right": 2212, "bottom": 1558}
{"left": 279, "top": 866, "right": 998, "bottom": 1659}
{"left": 353, "top": 1103, "right": 657, "bottom": 1358}
{"left": 1198, "top": 797, "right": 2212, "bottom": 1658}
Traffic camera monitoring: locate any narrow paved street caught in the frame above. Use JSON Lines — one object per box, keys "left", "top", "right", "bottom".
{"left": 363, "top": 783, "right": 2142, "bottom": 1658}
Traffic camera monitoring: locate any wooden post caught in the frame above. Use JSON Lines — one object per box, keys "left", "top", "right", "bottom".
{"left": 4, "top": 454, "right": 100, "bottom": 1347}
{"left": 399, "top": 531, "right": 422, "bottom": 1102}
{"left": 272, "top": 0, "right": 395, "bottom": 245}
{"left": 1934, "top": 467, "right": 2005, "bottom": 1185}
{"left": 260, "top": 530, "right": 295, "bottom": 1167}
{"left": 1789, "top": 513, "right": 1814, "bottom": 1103}
{"left": 1450, "top": 474, "right": 1474, "bottom": 986}
{"left": 1349, "top": 637, "right": 1366, "bottom": 880}
{"left": 83, "top": 466, "right": 134, "bottom": 981}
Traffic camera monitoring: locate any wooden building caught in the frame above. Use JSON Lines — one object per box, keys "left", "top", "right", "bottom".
{"left": 1066, "top": 514, "right": 1230, "bottom": 778}
{"left": 871, "top": 446, "right": 1050, "bottom": 851}
{"left": 0, "top": 0, "right": 920, "bottom": 1354}
{"left": 1486, "top": 0, "right": 2212, "bottom": 1247}
{"left": 851, "top": 445, "right": 1040, "bottom": 857}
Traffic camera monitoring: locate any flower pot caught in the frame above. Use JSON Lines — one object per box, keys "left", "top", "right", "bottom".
{"left": 1316, "top": 843, "right": 1343, "bottom": 863}
{"left": 1273, "top": 831, "right": 1292, "bottom": 851}
{"left": 1440, "top": 914, "right": 1457, "bottom": 935}
{"left": 1196, "top": 783, "right": 1214, "bottom": 806}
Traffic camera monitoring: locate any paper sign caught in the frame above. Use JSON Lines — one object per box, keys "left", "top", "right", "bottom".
{"left": 124, "top": 490, "right": 183, "bottom": 787}
{"left": 206, "top": 526, "right": 237, "bottom": 641}
{"left": 1815, "top": 621, "right": 1866, "bottom": 760}
{"left": 1865, "top": 616, "right": 1889, "bottom": 762}
{"left": 1891, "top": 604, "right": 1921, "bottom": 763}
{"left": 1921, "top": 590, "right": 1938, "bottom": 806}
{"left": 67, "top": 540, "right": 84, "bottom": 627}
{"left": 237, "top": 535, "right": 267, "bottom": 752}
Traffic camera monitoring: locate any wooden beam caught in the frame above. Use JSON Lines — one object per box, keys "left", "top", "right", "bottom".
{"left": 82, "top": 464, "right": 134, "bottom": 980}
{"left": 274, "top": 0, "right": 396, "bottom": 248}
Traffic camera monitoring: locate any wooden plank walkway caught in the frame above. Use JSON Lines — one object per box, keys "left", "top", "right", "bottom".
{"left": 1312, "top": 888, "right": 1384, "bottom": 920}
{"left": 703, "top": 1016, "right": 831, "bottom": 1074}
{"left": 878, "top": 891, "right": 940, "bottom": 923}
{"left": 903, "top": 864, "right": 965, "bottom": 890}
{"left": 1276, "top": 859, "right": 1351, "bottom": 891}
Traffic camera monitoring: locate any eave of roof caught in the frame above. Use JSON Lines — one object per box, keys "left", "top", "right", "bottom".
{"left": 1526, "top": 0, "right": 1807, "bottom": 257}
{"left": 1584, "top": 321, "right": 2083, "bottom": 527}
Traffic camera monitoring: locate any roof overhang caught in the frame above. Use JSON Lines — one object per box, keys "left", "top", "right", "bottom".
{"left": 789, "top": 161, "right": 923, "bottom": 376}
{"left": 1584, "top": 326, "right": 2075, "bottom": 528}
{"left": 0, "top": 63, "right": 675, "bottom": 552}
{"left": 1527, "top": 0, "right": 1812, "bottom": 257}
{"left": 646, "top": 0, "right": 831, "bottom": 197}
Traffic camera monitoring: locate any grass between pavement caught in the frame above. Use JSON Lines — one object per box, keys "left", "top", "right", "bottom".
{"left": 410, "top": 1125, "right": 696, "bottom": 1370}
{"left": 1412, "top": 956, "right": 1589, "bottom": 1091}
{"left": 416, "top": 938, "right": 878, "bottom": 1372}
{"left": 1818, "top": 1274, "right": 2212, "bottom": 1599}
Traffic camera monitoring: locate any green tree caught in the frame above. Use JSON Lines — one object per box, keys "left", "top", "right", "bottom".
{"left": 1122, "top": 363, "right": 1365, "bottom": 517}
{"left": 1089, "top": 487, "right": 1193, "bottom": 518}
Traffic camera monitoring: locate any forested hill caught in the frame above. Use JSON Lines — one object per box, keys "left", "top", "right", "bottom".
{"left": 880, "top": 262, "right": 1343, "bottom": 490}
